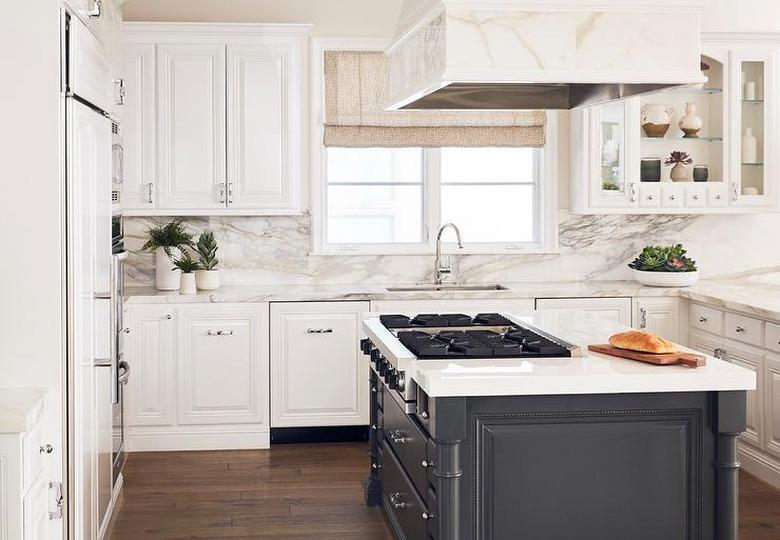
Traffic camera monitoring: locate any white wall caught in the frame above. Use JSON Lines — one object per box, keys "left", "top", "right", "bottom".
{"left": 0, "top": 0, "right": 65, "bottom": 527}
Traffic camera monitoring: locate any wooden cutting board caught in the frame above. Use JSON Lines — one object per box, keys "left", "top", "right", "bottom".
{"left": 588, "top": 344, "right": 706, "bottom": 368}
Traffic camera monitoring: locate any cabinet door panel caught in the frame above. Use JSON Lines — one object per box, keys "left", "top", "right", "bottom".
{"left": 271, "top": 302, "right": 370, "bottom": 427}
{"left": 122, "top": 43, "right": 156, "bottom": 210}
{"left": 724, "top": 339, "right": 763, "bottom": 447}
{"left": 765, "top": 353, "right": 780, "bottom": 459}
{"left": 227, "top": 45, "right": 300, "bottom": 212}
{"left": 635, "top": 298, "right": 680, "bottom": 343}
{"left": 157, "top": 44, "right": 226, "bottom": 209}
{"left": 126, "top": 306, "right": 176, "bottom": 426}
{"left": 23, "top": 472, "right": 49, "bottom": 540}
{"left": 688, "top": 329, "right": 724, "bottom": 357}
{"left": 535, "top": 298, "right": 632, "bottom": 326}
{"left": 178, "top": 306, "right": 269, "bottom": 425}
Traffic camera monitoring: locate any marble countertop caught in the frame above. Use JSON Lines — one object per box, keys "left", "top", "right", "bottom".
{"left": 0, "top": 388, "right": 47, "bottom": 434}
{"left": 125, "top": 270, "right": 780, "bottom": 322}
{"left": 367, "top": 312, "right": 756, "bottom": 398}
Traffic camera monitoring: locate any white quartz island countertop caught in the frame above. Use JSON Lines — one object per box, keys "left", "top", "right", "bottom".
{"left": 384, "top": 312, "right": 757, "bottom": 398}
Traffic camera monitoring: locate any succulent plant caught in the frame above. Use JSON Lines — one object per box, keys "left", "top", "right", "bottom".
{"left": 141, "top": 220, "right": 195, "bottom": 256}
{"left": 171, "top": 251, "right": 201, "bottom": 274}
{"left": 664, "top": 151, "right": 693, "bottom": 167}
{"left": 196, "top": 230, "right": 220, "bottom": 271}
{"left": 629, "top": 244, "right": 697, "bottom": 273}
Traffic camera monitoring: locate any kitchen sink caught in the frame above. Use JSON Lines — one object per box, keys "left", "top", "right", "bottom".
{"left": 385, "top": 283, "right": 509, "bottom": 292}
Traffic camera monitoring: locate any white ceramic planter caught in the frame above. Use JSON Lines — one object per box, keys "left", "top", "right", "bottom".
{"left": 155, "top": 247, "right": 181, "bottom": 291}
{"left": 179, "top": 273, "right": 197, "bottom": 295}
{"left": 633, "top": 269, "right": 699, "bottom": 288}
{"left": 195, "top": 269, "right": 221, "bottom": 291}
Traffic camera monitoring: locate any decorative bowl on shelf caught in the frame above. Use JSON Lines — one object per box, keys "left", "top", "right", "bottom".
{"left": 632, "top": 269, "right": 699, "bottom": 288}
{"left": 629, "top": 244, "right": 699, "bottom": 288}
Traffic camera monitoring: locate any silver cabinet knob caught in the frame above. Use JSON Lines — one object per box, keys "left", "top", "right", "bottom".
{"left": 39, "top": 444, "right": 54, "bottom": 454}
{"left": 647, "top": 194, "right": 654, "bottom": 200}
{"left": 420, "top": 411, "right": 429, "bottom": 420}
{"left": 698, "top": 316, "right": 707, "bottom": 323}
{"left": 735, "top": 326, "right": 745, "bottom": 333}
{"left": 371, "top": 462, "right": 381, "bottom": 470}
{"left": 124, "top": 328, "right": 131, "bottom": 334}
{"left": 670, "top": 194, "right": 676, "bottom": 200}
{"left": 422, "top": 511, "right": 434, "bottom": 520}
{"left": 693, "top": 194, "right": 700, "bottom": 200}
{"left": 421, "top": 459, "right": 435, "bottom": 468}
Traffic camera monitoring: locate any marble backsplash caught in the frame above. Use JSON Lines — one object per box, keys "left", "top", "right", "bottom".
{"left": 124, "top": 211, "right": 780, "bottom": 287}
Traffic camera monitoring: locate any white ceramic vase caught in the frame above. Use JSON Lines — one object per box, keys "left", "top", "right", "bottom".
{"left": 678, "top": 103, "right": 703, "bottom": 138}
{"left": 633, "top": 270, "right": 699, "bottom": 288}
{"left": 742, "top": 127, "right": 758, "bottom": 164}
{"left": 155, "top": 247, "right": 181, "bottom": 291}
{"left": 179, "top": 273, "right": 197, "bottom": 295}
{"left": 195, "top": 269, "right": 221, "bottom": 291}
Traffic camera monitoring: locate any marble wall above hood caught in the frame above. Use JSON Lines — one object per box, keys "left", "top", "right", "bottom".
{"left": 386, "top": 0, "right": 708, "bottom": 110}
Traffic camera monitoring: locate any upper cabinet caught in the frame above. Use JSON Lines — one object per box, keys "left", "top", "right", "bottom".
{"left": 571, "top": 37, "right": 780, "bottom": 214}
{"left": 121, "top": 24, "right": 310, "bottom": 216}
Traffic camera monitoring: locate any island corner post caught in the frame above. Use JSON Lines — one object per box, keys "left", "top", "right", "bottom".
{"left": 366, "top": 378, "right": 749, "bottom": 540}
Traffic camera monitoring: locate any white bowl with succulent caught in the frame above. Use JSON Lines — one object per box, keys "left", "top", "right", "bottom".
{"left": 629, "top": 244, "right": 700, "bottom": 287}
{"left": 141, "top": 220, "right": 195, "bottom": 291}
{"left": 195, "top": 230, "right": 221, "bottom": 291}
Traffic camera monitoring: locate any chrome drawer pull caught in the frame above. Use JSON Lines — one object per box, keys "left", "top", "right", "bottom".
{"left": 389, "top": 492, "right": 407, "bottom": 510}
{"left": 698, "top": 316, "right": 708, "bottom": 323}
{"left": 306, "top": 328, "right": 334, "bottom": 334}
{"left": 390, "top": 430, "right": 408, "bottom": 444}
{"left": 207, "top": 329, "right": 234, "bottom": 336}
{"left": 735, "top": 326, "right": 745, "bottom": 333}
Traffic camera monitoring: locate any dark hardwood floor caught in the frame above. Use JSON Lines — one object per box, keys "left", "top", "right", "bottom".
{"left": 108, "top": 442, "right": 779, "bottom": 539}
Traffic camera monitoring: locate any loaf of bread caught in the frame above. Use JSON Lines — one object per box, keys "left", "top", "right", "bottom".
{"left": 608, "top": 330, "right": 677, "bottom": 354}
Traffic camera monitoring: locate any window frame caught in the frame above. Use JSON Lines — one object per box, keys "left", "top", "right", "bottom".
{"left": 310, "top": 38, "right": 559, "bottom": 256}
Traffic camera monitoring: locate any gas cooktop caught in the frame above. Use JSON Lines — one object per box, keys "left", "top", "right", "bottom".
{"left": 378, "top": 313, "right": 573, "bottom": 359}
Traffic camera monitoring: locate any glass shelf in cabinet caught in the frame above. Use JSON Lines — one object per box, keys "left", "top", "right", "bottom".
{"left": 741, "top": 162, "right": 764, "bottom": 166}
{"left": 668, "top": 87, "right": 723, "bottom": 94}
{"left": 742, "top": 99, "right": 764, "bottom": 104}
{"left": 640, "top": 136, "right": 723, "bottom": 142}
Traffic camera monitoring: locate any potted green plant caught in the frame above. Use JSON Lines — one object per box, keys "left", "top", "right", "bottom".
{"left": 664, "top": 151, "right": 693, "bottom": 182}
{"left": 141, "top": 220, "right": 195, "bottom": 291}
{"left": 171, "top": 251, "right": 201, "bottom": 295}
{"left": 629, "top": 244, "right": 699, "bottom": 287}
{"left": 194, "top": 230, "right": 221, "bottom": 291}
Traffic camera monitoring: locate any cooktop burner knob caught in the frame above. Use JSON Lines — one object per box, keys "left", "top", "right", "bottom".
{"left": 370, "top": 349, "right": 382, "bottom": 365}
{"left": 378, "top": 361, "right": 390, "bottom": 377}
{"left": 395, "top": 371, "right": 406, "bottom": 392}
{"left": 387, "top": 369, "right": 399, "bottom": 390}
{"left": 360, "top": 338, "right": 373, "bottom": 355}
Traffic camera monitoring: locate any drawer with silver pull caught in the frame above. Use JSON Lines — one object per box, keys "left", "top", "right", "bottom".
{"left": 766, "top": 322, "right": 780, "bottom": 354}
{"left": 724, "top": 312, "right": 763, "bottom": 347}
{"left": 383, "top": 385, "right": 430, "bottom": 498}
{"left": 379, "top": 439, "right": 431, "bottom": 540}
{"left": 690, "top": 304, "right": 724, "bottom": 335}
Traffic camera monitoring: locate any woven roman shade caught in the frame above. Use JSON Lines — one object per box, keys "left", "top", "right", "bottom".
{"left": 323, "top": 51, "right": 546, "bottom": 148}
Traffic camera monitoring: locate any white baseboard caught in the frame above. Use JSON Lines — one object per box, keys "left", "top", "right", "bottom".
{"left": 127, "top": 426, "right": 270, "bottom": 451}
{"left": 740, "top": 444, "right": 780, "bottom": 489}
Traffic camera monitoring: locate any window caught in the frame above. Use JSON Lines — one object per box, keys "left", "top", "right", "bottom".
{"left": 317, "top": 146, "right": 555, "bottom": 254}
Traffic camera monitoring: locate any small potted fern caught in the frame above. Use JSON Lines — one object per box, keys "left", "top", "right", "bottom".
{"left": 141, "top": 220, "right": 195, "bottom": 291}
{"left": 172, "top": 251, "right": 201, "bottom": 295}
{"left": 629, "top": 244, "right": 699, "bottom": 287}
{"left": 195, "top": 230, "right": 221, "bottom": 291}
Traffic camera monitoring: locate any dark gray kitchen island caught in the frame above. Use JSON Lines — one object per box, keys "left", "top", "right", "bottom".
{"left": 361, "top": 312, "right": 756, "bottom": 540}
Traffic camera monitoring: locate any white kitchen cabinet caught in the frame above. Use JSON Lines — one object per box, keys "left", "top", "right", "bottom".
{"left": 227, "top": 44, "right": 301, "bottom": 213}
{"left": 535, "top": 297, "right": 632, "bottom": 326}
{"left": 125, "top": 306, "right": 176, "bottom": 427}
{"left": 688, "top": 328, "right": 725, "bottom": 357}
{"left": 765, "top": 352, "right": 780, "bottom": 460}
{"left": 121, "top": 43, "right": 156, "bottom": 210}
{"left": 177, "top": 306, "right": 269, "bottom": 426}
{"left": 724, "top": 339, "right": 763, "bottom": 448}
{"left": 634, "top": 298, "right": 681, "bottom": 343}
{"left": 121, "top": 24, "right": 310, "bottom": 216}
{"left": 571, "top": 37, "right": 780, "bottom": 214}
{"left": 157, "top": 43, "right": 227, "bottom": 210}
{"left": 270, "top": 301, "right": 370, "bottom": 428}
{"left": 124, "top": 303, "right": 270, "bottom": 451}
{"left": 370, "top": 299, "right": 535, "bottom": 315}
{"left": 23, "top": 472, "right": 49, "bottom": 540}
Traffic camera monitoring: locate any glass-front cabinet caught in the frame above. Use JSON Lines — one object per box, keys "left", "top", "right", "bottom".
{"left": 571, "top": 40, "right": 779, "bottom": 214}
{"left": 730, "top": 48, "right": 777, "bottom": 207}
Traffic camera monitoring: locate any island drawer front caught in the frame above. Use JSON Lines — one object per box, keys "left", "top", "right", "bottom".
{"left": 383, "top": 387, "right": 430, "bottom": 498}
{"left": 690, "top": 304, "right": 724, "bottom": 335}
{"left": 379, "top": 439, "right": 430, "bottom": 540}
{"left": 725, "top": 312, "right": 764, "bottom": 347}
{"left": 766, "top": 323, "right": 780, "bottom": 354}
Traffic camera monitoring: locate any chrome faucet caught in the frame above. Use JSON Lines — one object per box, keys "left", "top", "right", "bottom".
{"left": 434, "top": 223, "right": 464, "bottom": 285}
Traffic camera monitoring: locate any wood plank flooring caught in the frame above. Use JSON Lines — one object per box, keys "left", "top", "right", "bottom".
{"left": 108, "top": 442, "right": 780, "bottom": 539}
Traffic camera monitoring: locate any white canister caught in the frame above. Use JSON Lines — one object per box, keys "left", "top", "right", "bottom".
{"left": 745, "top": 80, "right": 757, "bottom": 101}
{"left": 179, "top": 273, "right": 197, "bottom": 295}
{"left": 195, "top": 270, "right": 222, "bottom": 291}
{"left": 155, "top": 247, "right": 181, "bottom": 291}
{"left": 742, "top": 127, "right": 758, "bottom": 164}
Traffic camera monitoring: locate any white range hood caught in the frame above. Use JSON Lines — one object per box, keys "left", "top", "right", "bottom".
{"left": 386, "top": 0, "right": 709, "bottom": 110}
